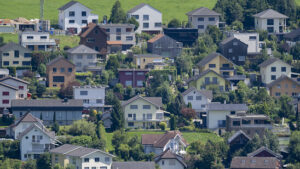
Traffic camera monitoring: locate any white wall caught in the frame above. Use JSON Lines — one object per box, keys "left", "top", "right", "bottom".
{"left": 69, "top": 53, "right": 97, "bottom": 72}
{"left": 255, "top": 18, "right": 286, "bottom": 33}
{"left": 14, "top": 121, "right": 43, "bottom": 139}
{"left": 100, "top": 24, "right": 136, "bottom": 46}
{"left": 188, "top": 15, "right": 219, "bottom": 33}
{"left": 80, "top": 151, "right": 113, "bottom": 169}
{"left": 207, "top": 110, "right": 230, "bottom": 129}
{"left": 183, "top": 90, "right": 211, "bottom": 112}
{"left": 157, "top": 159, "right": 185, "bottom": 169}
{"left": 1, "top": 78, "right": 28, "bottom": 99}
{"left": 0, "top": 85, "right": 17, "bottom": 108}
{"left": 260, "top": 60, "right": 292, "bottom": 84}
{"left": 233, "top": 33, "right": 261, "bottom": 54}
{"left": 73, "top": 87, "right": 105, "bottom": 108}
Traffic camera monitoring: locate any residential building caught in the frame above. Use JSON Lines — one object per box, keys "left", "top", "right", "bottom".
{"left": 232, "top": 33, "right": 264, "bottom": 56}
{"left": 112, "top": 162, "right": 155, "bottom": 169}
{"left": 46, "top": 57, "right": 76, "bottom": 88}
{"left": 133, "top": 54, "right": 164, "bottom": 69}
{"left": 127, "top": 3, "right": 162, "bottom": 34}
{"left": 267, "top": 75, "right": 300, "bottom": 97}
{"left": 147, "top": 34, "right": 183, "bottom": 58}
{"left": 50, "top": 144, "right": 114, "bottom": 169}
{"left": 0, "top": 76, "right": 29, "bottom": 99}
{"left": 181, "top": 87, "right": 212, "bottom": 113}
{"left": 259, "top": 58, "right": 292, "bottom": 85}
{"left": 67, "top": 44, "right": 99, "bottom": 72}
{"left": 197, "top": 52, "right": 236, "bottom": 77}
{"left": 11, "top": 99, "right": 83, "bottom": 125}
{"left": 206, "top": 103, "right": 248, "bottom": 129}
{"left": 0, "top": 42, "right": 32, "bottom": 67}
{"left": 79, "top": 23, "right": 108, "bottom": 57}
{"left": 100, "top": 24, "right": 136, "bottom": 50}
{"left": 118, "top": 69, "right": 149, "bottom": 88}
{"left": 122, "top": 95, "right": 166, "bottom": 128}
{"left": 19, "top": 31, "right": 57, "bottom": 51}
{"left": 0, "top": 68, "right": 9, "bottom": 78}
{"left": 141, "top": 130, "right": 188, "bottom": 155}
{"left": 186, "top": 7, "right": 221, "bottom": 33}
{"left": 247, "top": 146, "right": 283, "bottom": 159}
{"left": 253, "top": 9, "right": 288, "bottom": 33}
{"left": 186, "top": 69, "right": 229, "bottom": 92}
{"left": 73, "top": 85, "right": 106, "bottom": 109}
{"left": 154, "top": 149, "right": 187, "bottom": 169}
{"left": 163, "top": 28, "right": 198, "bottom": 46}
{"left": 284, "top": 27, "right": 300, "bottom": 46}
{"left": 220, "top": 37, "right": 248, "bottom": 65}
{"left": 0, "top": 82, "right": 18, "bottom": 109}
{"left": 58, "top": 1, "right": 98, "bottom": 34}
{"left": 227, "top": 130, "right": 251, "bottom": 147}
{"left": 230, "top": 157, "right": 281, "bottom": 169}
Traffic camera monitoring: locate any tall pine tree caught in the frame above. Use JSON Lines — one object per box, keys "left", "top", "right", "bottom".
{"left": 111, "top": 96, "right": 124, "bottom": 131}
{"left": 109, "top": 0, "right": 127, "bottom": 23}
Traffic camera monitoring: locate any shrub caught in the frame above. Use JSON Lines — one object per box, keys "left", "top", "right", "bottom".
{"left": 159, "top": 122, "right": 167, "bottom": 131}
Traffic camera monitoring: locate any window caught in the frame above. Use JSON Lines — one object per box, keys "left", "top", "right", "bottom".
{"left": 60, "top": 68, "right": 65, "bottom": 72}
{"left": 13, "top": 61, "right": 19, "bottom": 64}
{"left": 267, "top": 27, "right": 274, "bottom": 33}
{"left": 40, "top": 36, "right": 47, "bottom": 39}
{"left": 132, "top": 15, "right": 139, "bottom": 19}
{"left": 69, "top": 20, "right": 75, "bottom": 24}
{"left": 128, "top": 114, "right": 133, "bottom": 118}
{"left": 3, "top": 61, "right": 9, "bottom": 66}
{"left": 3, "top": 53, "right": 9, "bottom": 56}
{"left": 146, "top": 113, "right": 152, "bottom": 119}
{"left": 116, "top": 36, "right": 121, "bottom": 40}
{"left": 116, "top": 28, "right": 121, "bottom": 32}
{"left": 82, "top": 20, "right": 87, "bottom": 24}
{"left": 212, "top": 77, "right": 218, "bottom": 84}
{"left": 22, "top": 61, "right": 31, "bottom": 66}
{"left": 125, "top": 72, "right": 132, "bottom": 75}
{"left": 83, "top": 99, "right": 89, "bottom": 104}
{"left": 14, "top": 50, "right": 19, "bottom": 58}
{"left": 77, "top": 55, "right": 83, "bottom": 59}
{"left": 130, "top": 105, "right": 138, "bottom": 109}
{"left": 267, "top": 19, "right": 274, "bottom": 25}
{"left": 196, "top": 96, "right": 202, "bottom": 100}
{"left": 105, "top": 28, "right": 110, "bottom": 33}
{"left": 2, "top": 100, "right": 9, "bottom": 104}
{"left": 198, "top": 25, "right": 204, "bottom": 29}
{"left": 271, "top": 75, "right": 276, "bottom": 80}
{"left": 155, "top": 22, "right": 162, "bottom": 27}
{"left": 82, "top": 11, "right": 86, "bottom": 16}
{"left": 125, "top": 80, "right": 132, "bottom": 86}
{"left": 2, "top": 91, "right": 9, "bottom": 96}
{"left": 209, "top": 64, "right": 216, "bottom": 68}
{"left": 137, "top": 80, "right": 143, "bottom": 87}
{"left": 84, "top": 158, "right": 89, "bottom": 163}
{"left": 233, "top": 121, "right": 240, "bottom": 126}
{"left": 19, "top": 94, "right": 24, "bottom": 98}
{"left": 277, "top": 84, "right": 281, "bottom": 89}
{"left": 201, "top": 105, "right": 206, "bottom": 108}
{"left": 84, "top": 167, "right": 89, "bottom": 169}
{"left": 209, "top": 17, "right": 215, "bottom": 21}
{"left": 143, "top": 23, "right": 149, "bottom": 28}
{"left": 95, "top": 157, "right": 100, "bottom": 162}
{"left": 87, "top": 55, "right": 93, "bottom": 59}
{"left": 126, "top": 28, "right": 132, "bottom": 32}
{"left": 53, "top": 76, "right": 64, "bottom": 82}
{"left": 187, "top": 96, "right": 193, "bottom": 100}
{"left": 292, "top": 84, "right": 296, "bottom": 89}
{"left": 80, "top": 91, "right": 88, "bottom": 95}
{"left": 281, "top": 67, "right": 286, "bottom": 72}
{"left": 137, "top": 72, "right": 144, "bottom": 75}
{"left": 128, "top": 122, "right": 134, "bottom": 127}
{"left": 27, "top": 36, "right": 33, "bottom": 39}
{"left": 242, "top": 119, "right": 251, "bottom": 125}
{"left": 143, "top": 15, "right": 149, "bottom": 20}
{"left": 53, "top": 67, "right": 57, "bottom": 72}
{"left": 68, "top": 68, "right": 72, "bottom": 72}
{"left": 69, "top": 11, "right": 75, "bottom": 17}
{"left": 230, "top": 111, "right": 235, "bottom": 115}
{"left": 233, "top": 42, "right": 238, "bottom": 46}
{"left": 238, "top": 56, "right": 245, "bottom": 61}
{"left": 285, "top": 84, "right": 288, "bottom": 88}
{"left": 249, "top": 36, "right": 257, "bottom": 40}
{"left": 162, "top": 160, "right": 165, "bottom": 165}
{"left": 96, "top": 99, "right": 103, "bottom": 104}
{"left": 271, "top": 67, "right": 276, "bottom": 72}
{"left": 275, "top": 92, "right": 281, "bottom": 96}
{"left": 24, "top": 53, "right": 31, "bottom": 58}
{"left": 143, "top": 105, "right": 151, "bottom": 109}
{"left": 228, "top": 48, "right": 233, "bottom": 53}
{"left": 126, "top": 36, "right": 133, "bottom": 41}
{"left": 198, "top": 17, "right": 204, "bottom": 21}
{"left": 218, "top": 120, "right": 226, "bottom": 127}
{"left": 205, "top": 77, "right": 210, "bottom": 84}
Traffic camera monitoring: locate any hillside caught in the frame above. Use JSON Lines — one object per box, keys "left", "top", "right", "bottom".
{"left": 0, "top": 0, "right": 217, "bottom": 24}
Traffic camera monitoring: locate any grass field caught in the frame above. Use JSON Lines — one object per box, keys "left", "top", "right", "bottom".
{"left": 0, "top": 0, "right": 217, "bottom": 24}
{"left": 297, "top": 0, "right": 300, "bottom": 5}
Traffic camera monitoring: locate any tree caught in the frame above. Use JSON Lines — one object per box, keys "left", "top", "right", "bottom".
{"left": 206, "top": 25, "right": 223, "bottom": 44}
{"left": 0, "top": 37, "right": 4, "bottom": 47}
{"left": 167, "top": 94, "right": 185, "bottom": 115}
{"left": 52, "top": 121, "right": 59, "bottom": 133}
{"left": 168, "top": 19, "right": 181, "bottom": 28}
{"left": 231, "top": 20, "right": 244, "bottom": 31}
{"left": 109, "top": 0, "right": 126, "bottom": 23}
{"left": 37, "top": 63, "right": 46, "bottom": 77}
{"left": 170, "top": 114, "right": 177, "bottom": 130}
{"left": 112, "top": 130, "right": 128, "bottom": 151}
{"left": 68, "top": 120, "right": 97, "bottom": 137}
{"left": 58, "top": 81, "right": 80, "bottom": 99}
{"left": 36, "top": 84, "right": 46, "bottom": 97}
{"left": 36, "top": 153, "right": 51, "bottom": 169}
{"left": 105, "top": 55, "right": 120, "bottom": 74}
{"left": 23, "top": 160, "right": 36, "bottom": 169}
{"left": 127, "top": 17, "right": 139, "bottom": 31}
{"left": 70, "top": 135, "right": 93, "bottom": 146}
{"left": 159, "top": 122, "right": 167, "bottom": 131}
{"left": 288, "top": 131, "right": 300, "bottom": 163}
{"left": 291, "top": 42, "right": 300, "bottom": 60}
{"left": 181, "top": 108, "right": 196, "bottom": 120}
{"left": 278, "top": 95, "right": 295, "bottom": 119}
{"left": 110, "top": 96, "right": 124, "bottom": 131}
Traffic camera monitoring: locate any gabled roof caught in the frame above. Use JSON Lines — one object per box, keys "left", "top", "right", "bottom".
{"left": 50, "top": 144, "right": 81, "bottom": 154}
{"left": 0, "top": 82, "right": 18, "bottom": 90}
{"left": 142, "top": 130, "right": 188, "bottom": 148}
{"left": 112, "top": 162, "right": 155, "bottom": 169}
{"left": 186, "top": 7, "right": 221, "bottom": 16}
{"left": 0, "top": 42, "right": 31, "bottom": 53}
{"left": 185, "top": 69, "right": 227, "bottom": 84}
{"left": 253, "top": 9, "right": 288, "bottom": 19}
{"left": 46, "top": 56, "right": 75, "bottom": 67}
{"left": 230, "top": 157, "right": 280, "bottom": 169}
{"left": 220, "top": 37, "right": 247, "bottom": 47}
{"left": 79, "top": 23, "right": 107, "bottom": 38}
{"left": 197, "top": 52, "right": 235, "bottom": 67}
{"left": 128, "top": 3, "right": 160, "bottom": 14}
{"left": 207, "top": 103, "right": 248, "bottom": 111}
{"left": 67, "top": 44, "right": 99, "bottom": 54}
{"left": 58, "top": 1, "right": 91, "bottom": 11}
{"left": 148, "top": 34, "right": 165, "bottom": 43}
{"left": 0, "top": 76, "right": 29, "bottom": 84}
{"left": 11, "top": 112, "right": 43, "bottom": 128}
{"left": 154, "top": 149, "right": 187, "bottom": 168}
{"left": 121, "top": 95, "right": 163, "bottom": 108}
{"left": 247, "top": 146, "right": 283, "bottom": 159}
{"left": 17, "top": 123, "right": 55, "bottom": 140}
{"left": 258, "top": 58, "right": 290, "bottom": 68}
{"left": 228, "top": 130, "right": 251, "bottom": 143}
{"left": 181, "top": 87, "right": 213, "bottom": 100}
{"left": 284, "top": 28, "right": 300, "bottom": 39}
{"left": 267, "top": 75, "right": 299, "bottom": 88}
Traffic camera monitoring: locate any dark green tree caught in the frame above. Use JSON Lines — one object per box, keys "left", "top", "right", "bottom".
{"left": 109, "top": 0, "right": 126, "bottom": 23}
{"left": 127, "top": 17, "right": 139, "bottom": 31}
{"left": 288, "top": 131, "right": 300, "bottom": 163}
{"left": 36, "top": 153, "right": 51, "bottom": 169}
{"left": 291, "top": 42, "right": 300, "bottom": 60}
{"left": 23, "top": 160, "right": 36, "bottom": 169}
{"left": 111, "top": 96, "right": 124, "bottom": 131}
{"left": 36, "top": 84, "right": 46, "bottom": 97}
{"left": 168, "top": 19, "right": 181, "bottom": 28}
{"left": 169, "top": 114, "right": 177, "bottom": 130}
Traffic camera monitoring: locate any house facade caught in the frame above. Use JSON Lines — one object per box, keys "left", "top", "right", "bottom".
{"left": 154, "top": 149, "right": 187, "bottom": 169}
{"left": 232, "top": 33, "right": 263, "bottom": 56}
{"left": 267, "top": 75, "right": 300, "bottom": 97}
{"left": 122, "top": 95, "right": 166, "bottom": 128}
{"left": 67, "top": 45, "right": 99, "bottom": 72}
{"left": 230, "top": 157, "right": 281, "bottom": 169}
{"left": 163, "top": 28, "right": 199, "bottom": 46}
{"left": 19, "top": 31, "right": 57, "bottom": 51}
{"left": 0, "top": 76, "right": 29, "bottom": 99}
{"left": 112, "top": 162, "right": 155, "bottom": 169}
{"left": 127, "top": 3, "right": 162, "bottom": 34}
{"left": 58, "top": 1, "right": 98, "bottom": 34}
{"left": 186, "top": 7, "right": 221, "bottom": 33}
{"left": 46, "top": 57, "right": 76, "bottom": 88}
{"left": 147, "top": 34, "right": 183, "bottom": 58}
{"left": 181, "top": 87, "right": 212, "bottom": 113}
{"left": 73, "top": 85, "right": 106, "bottom": 109}
{"left": 133, "top": 54, "right": 163, "bottom": 69}
{"left": 118, "top": 69, "right": 149, "bottom": 88}
{"left": 220, "top": 37, "right": 248, "bottom": 65}
{"left": 0, "top": 82, "right": 18, "bottom": 108}
{"left": 253, "top": 9, "right": 288, "bottom": 33}
{"left": 0, "top": 42, "right": 32, "bottom": 67}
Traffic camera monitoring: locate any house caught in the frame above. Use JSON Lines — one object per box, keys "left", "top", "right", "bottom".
{"left": 0, "top": 42, "right": 32, "bottom": 67}
{"left": 284, "top": 28, "right": 300, "bottom": 46}
{"left": 163, "top": 28, "right": 198, "bottom": 46}
{"left": 100, "top": 24, "right": 136, "bottom": 51}
{"left": 267, "top": 75, "right": 300, "bottom": 97}
{"left": 133, "top": 54, "right": 164, "bottom": 69}
{"left": 19, "top": 31, "right": 57, "bottom": 51}
{"left": 46, "top": 57, "right": 76, "bottom": 88}
{"left": 186, "top": 7, "right": 221, "bottom": 33}
{"left": 259, "top": 58, "right": 292, "bottom": 85}
{"left": 181, "top": 87, "right": 212, "bottom": 113}
{"left": 147, "top": 34, "right": 183, "bottom": 58}
{"left": 0, "top": 68, "right": 9, "bottom": 78}
{"left": 141, "top": 130, "right": 188, "bottom": 155}
{"left": 73, "top": 85, "right": 106, "bottom": 109}
{"left": 50, "top": 144, "right": 115, "bottom": 169}
{"left": 127, "top": 3, "right": 162, "bottom": 34}
{"left": 118, "top": 69, "right": 149, "bottom": 88}
{"left": 11, "top": 99, "right": 83, "bottom": 125}
{"left": 79, "top": 23, "right": 108, "bottom": 57}
{"left": 206, "top": 103, "right": 248, "bottom": 129}
{"left": 0, "top": 82, "right": 18, "bottom": 109}
{"left": 247, "top": 146, "right": 283, "bottom": 159}
{"left": 220, "top": 37, "right": 248, "bottom": 65}
{"left": 197, "top": 52, "right": 236, "bottom": 77}
{"left": 232, "top": 33, "right": 264, "bottom": 56}
{"left": 253, "top": 9, "right": 288, "bottom": 33}
{"left": 230, "top": 157, "right": 281, "bottom": 169}
{"left": 186, "top": 69, "right": 229, "bottom": 92}
{"left": 67, "top": 45, "right": 99, "bottom": 72}
{"left": 58, "top": 1, "right": 98, "bottom": 34}
{"left": 228, "top": 130, "right": 251, "bottom": 147}
{"left": 154, "top": 149, "right": 187, "bottom": 169}
{"left": 112, "top": 162, "right": 155, "bottom": 169}
{"left": 122, "top": 95, "right": 166, "bottom": 128}
{"left": 0, "top": 76, "right": 29, "bottom": 99}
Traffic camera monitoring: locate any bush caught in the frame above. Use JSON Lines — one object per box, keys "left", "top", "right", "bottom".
{"left": 179, "top": 125, "right": 195, "bottom": 131}
{"left": 68, "top": 120, "right": 96, "bottom": 137}
{"left": 159, "top": 122, "right": 167, "bottom": 131}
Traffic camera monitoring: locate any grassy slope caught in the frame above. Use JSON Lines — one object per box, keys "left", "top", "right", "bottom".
{"left": 0, "top": 0, "right": 217, "bottom": 24}
{"left": 297, "top": 0, "right": 300, "bottom": 5}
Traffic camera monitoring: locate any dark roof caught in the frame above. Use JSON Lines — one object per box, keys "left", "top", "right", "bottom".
{"left": 121, "top": 95, "right": 163, "bottom": 108}
{"left": 228, "top": 130, "right": 251, "bottom": 143}
{"left": 253, "top": 9, "right": 288, "bottom": 19}
{"left": 148, "top": 34, "right": 164, "bottom": 43}
{"left": 0, "top": 82, "right": 18, "bottom": 90}
{"left": 186, "top": 7, "right": 221, "bottom": 16}
{"left": 118, "top": 68, "right": 150, "bottom": 72}
{"left": 220, "top": 37, "right": 247, "bottom": 47}
{"left": 79, "top": 23, "right": 107, "bottom": 38}
{"left": 181, "top": 87, "right": 213, "bottom": 100}
{"left": 230, "top": 157, "right": 280, "bottom": 169}
{"left": 247, "top": 146, "right": 283, "bottom": 159}
{"left": 112, "top": 162, "right": 155, "bottom": 169}
{"left": 185, "top": 69, "right": 227, "bottom": 84}
{"left": 142, "top": 131, "right": 188, "bottom": 148}
{"left": 58, "top": 1, "right": 82, "bottom": 10}
{"left": 258, "top": 58, "right": 289, "bottom": 68}
{"left": 50, "top": 144, "right": 81, "bottom": 154}
{"left": 0, "top": 42, "right": 31, "bottom": 53}
{"left": 0, "top": 76, "right": 29, "bottom": 84}
{"left": 284, "top": 28, "right": 300, "bottom": 39}
{"left": 128, "top": 3, "right": 160, "bottom": 14}
{"left": 11, "top": 99, "right": 83, "bottom": 109}
{"left": 17, "top": 112, "right": 39, "bottom": 123}
{"left": 207, "top": 103, "right": 248, "bottom": 111}
{"left": 154, "top": 149, "right": 187, "bottom": 167}
{"left": 67, "top": 45, "right": 99, "bottom": 54}
{"left": 197, "top": 52, "right": 235, "bottom": 67}
{"left": 46, "top": 56, "right": 75, "bottom": 66}
{"left": 267, "top": 75, "right": 299, "bottom": 88}
{"left": 17, "top": 123, "right": 55, "bottom": 140}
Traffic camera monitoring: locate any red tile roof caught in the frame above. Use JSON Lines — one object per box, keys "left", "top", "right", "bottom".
{"left": 148, "top": 34, "right": 164, "bottom": 43}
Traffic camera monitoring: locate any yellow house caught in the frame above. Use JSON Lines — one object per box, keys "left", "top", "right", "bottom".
{"left": 186, "top": 69, "right": 229, "bottom": 91}
{"left": 122, "top": 95, "right": 167, "bottom": 129}
{"left": 133, "top": 54, "right": 165, "bottom": 69}
{"left": 197, "top": 52, "right": 236, "bottom": 77}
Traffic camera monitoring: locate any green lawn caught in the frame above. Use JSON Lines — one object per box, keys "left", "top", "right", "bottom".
{"left": 0, "top": 33, "right": 18, "bottom": 43}
{"left": 297, "top": 0, "right": 300, "bottom": 5}
{"left": 0, "top": 0, "right": 217, "bottom": 24}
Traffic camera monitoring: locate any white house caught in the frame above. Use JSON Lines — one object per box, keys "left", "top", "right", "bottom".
{"left": 0, "top": 82, "right": 18, "bottom": 108}
{"left": 50, "top": 144, "right": 115, "bottom": 169}
{"left": 67, "top": 45, "right": 99, "bottom": 72}
{"left": 253, "top": 9, "right": 288, "bottom": 33}
{"left": 259, "top": 58, "right": 292, "bottom": 85}
{"left": 186, "top": 7, "right": 221, "bottom": 33}
{"left": 181, "top": 87, "right": 212, "bottom": 113}
{"left": 154, "top": 149, "right": 187, "bottom": 169}
{"left": 19, "top": 31, "right": 57, "bottom": 51}
{"left": 207, "top": 103, "right": 248, "bottom": 129}
{"left": 73, "top": 85, "right": 106, "bottom": 109}
{"left": 58, "top": 1, "right": 98, "bottom": 34}
{"left": 0, "top": 76, "right": 29, "bottom": 99}
{"left": 232, "top": 33, "right": 264, "bottom": 55}
{"left": 127, "top": 3, "right": 162, "bottom": 34}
